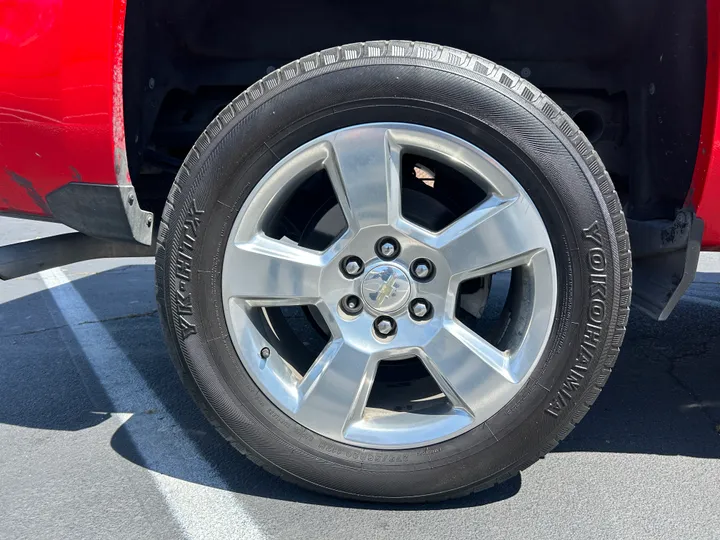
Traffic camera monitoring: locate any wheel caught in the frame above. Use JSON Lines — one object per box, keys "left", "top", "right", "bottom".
{"left": 155, "top": 41, "right": 631, "bottom": 502}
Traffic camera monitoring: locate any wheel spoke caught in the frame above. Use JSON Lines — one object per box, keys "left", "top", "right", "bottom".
{"left": 420, "top": 322, "right": 520, "bottom": 418}
{"left": 435, "top": 194, "right": 550, "bottom": 277}
{"left": 325, "top": 126, "right": 402, "bottom": 231}
{"left": 295, "top": 340, "right": 377, "bottom": 438}
{"left": 224, "top": 235, "right": 323, "bottom": 305}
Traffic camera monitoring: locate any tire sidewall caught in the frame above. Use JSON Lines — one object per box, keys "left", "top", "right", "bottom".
{"left": 159, "top": 58, "right": 621, "bottom": 499}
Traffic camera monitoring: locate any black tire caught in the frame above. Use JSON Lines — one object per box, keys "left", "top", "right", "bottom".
{"left": 155, "top": 41, "right": 631, "bottom": 502}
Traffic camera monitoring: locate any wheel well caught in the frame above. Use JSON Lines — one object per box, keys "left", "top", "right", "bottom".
{"left": 123, "top": 0, "right": 707, "bottom": 222}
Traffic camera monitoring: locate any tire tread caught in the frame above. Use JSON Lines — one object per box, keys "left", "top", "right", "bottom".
{"left": 155, "top": 40, "right": 632, "bottom": 503}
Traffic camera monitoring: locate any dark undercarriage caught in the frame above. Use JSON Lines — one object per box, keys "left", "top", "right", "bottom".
{"left": 123, "top": 0, "right": 707, "bottom": 222}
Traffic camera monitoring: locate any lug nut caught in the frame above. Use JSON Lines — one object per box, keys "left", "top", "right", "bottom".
{"left": 376, "top": 320, "right": 393, "bottom": 335}
{"left": 341, "top": 256, "right": 364, "bottom": 277}
{"left": 411, "top": 259, "right": 435, "bottom": 281}
{"left": 410, "top": 299, "right": 433, "bottom": 321}
{"left": 412, "top": 300, "right": 429, "bottom": 318}
{"left": 340, "top": 294, "right": 363, "bottom": 316}
{"left": 374, "top": 316, "right": 396, "bottom": 337}
{"left": 414, "top": 263, "right": 430, "bottom": 279}
{"left": 375, "top": 237, "right": 400, "bottom": 260}
{"left": 380, "top": 242, "right": 396, "bottom": 257}
{"left": 345, "top": 260, "right": 361, "bottom": 275}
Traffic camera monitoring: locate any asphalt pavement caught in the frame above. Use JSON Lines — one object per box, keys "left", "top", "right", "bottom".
{"left": 0, "top": 216, "right": 719, "bottom": 540}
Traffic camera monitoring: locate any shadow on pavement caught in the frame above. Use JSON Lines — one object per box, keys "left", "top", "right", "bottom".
{"left": 0, "top": 264, "right": 718, "bottom": 508}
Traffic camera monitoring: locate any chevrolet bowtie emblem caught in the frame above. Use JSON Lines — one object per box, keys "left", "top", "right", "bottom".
{"left": 361, "top": 265, "right": 411, "bottom": 313}
{"left": 375, "top": 274, "right": 397, "bottom": 307}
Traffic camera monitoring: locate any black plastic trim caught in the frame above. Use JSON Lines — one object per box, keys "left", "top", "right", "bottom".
{"left": 45, "top": 183, "right": 154, "bottom": 245}
{"left": 631, "top": 211, "right": 704, "bottom": 321}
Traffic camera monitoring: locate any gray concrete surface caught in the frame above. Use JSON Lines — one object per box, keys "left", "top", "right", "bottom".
{"left": 0, "top": 216, "right": 718, "bottom": 540}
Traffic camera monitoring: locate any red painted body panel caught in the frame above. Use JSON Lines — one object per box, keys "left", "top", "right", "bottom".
{"left": 0, "top": 0, "right": 717, "bottom": 246}
{"left": 0, "top": 0, "right": 128, "bottom": 218}
{"left": 690, "top": 0, "right": 720, "bottom": 249}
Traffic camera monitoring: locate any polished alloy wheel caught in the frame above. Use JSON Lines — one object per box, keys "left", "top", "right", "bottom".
{"left": 160, "top": 43, "right": 629, "bottom": 500}
{"left": 222, "top": 123, "right": 556, "bottom": 449}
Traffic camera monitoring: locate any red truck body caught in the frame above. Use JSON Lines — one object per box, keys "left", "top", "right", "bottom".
{"left": 0, "top": 0, "right": 128, "bottom": 219}
{"left": 0, "top": 0, "right": 719, "bottom": 248}
{"left": 692, "top": 0, "right": 720, "bottom": 248}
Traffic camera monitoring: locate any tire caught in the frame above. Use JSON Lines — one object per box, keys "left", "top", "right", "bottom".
{"left": 155, "top": 40, "right": 631, "bottom": 502}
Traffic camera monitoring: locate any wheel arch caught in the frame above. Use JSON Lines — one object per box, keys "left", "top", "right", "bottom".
{"left": 122, "top": 0, "right": 709, "bottom": 315}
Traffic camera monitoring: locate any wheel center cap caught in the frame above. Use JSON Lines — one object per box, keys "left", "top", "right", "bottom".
{"left": 361, "top": 265, "right": 411, "bottom": 313}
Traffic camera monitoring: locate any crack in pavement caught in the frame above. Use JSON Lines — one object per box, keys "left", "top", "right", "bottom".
{"left": 0, "top": 310, "right": 159, "bottom": 338}
{"left": 619, "top": 334, "right": 719, "bottom": 435}
{"left": 663, "top": 341, "right": 720, "bottom": 433}
{"left": 644, "top": 341, "right": 720, "bottom": 434}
